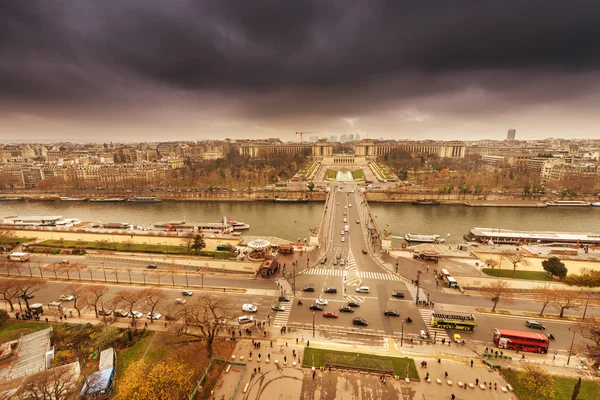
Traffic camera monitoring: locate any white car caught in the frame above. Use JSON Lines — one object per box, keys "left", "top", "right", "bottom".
{"left": 147, "top": 312, "right": 162, "bottom": 320}
{"left": 182, "top": 290, "right": 193, "bottom": 296}
{"left": 129, "top": 311, "right": 144, "bottom": 319}
{"left": 316, "top": 299, "right": 328, "bottom": 306}
{"left": 175, "top": 298, "right": 186, "bottom": 304}
{"left": 420, "top": 330, "right": 429, "bottom": 339}
{"left": 349, "top": 204, "right": 352, "bottom": 207}
{"left": 238, "top": 315, "right": 254, "bottom": 324}
{"left": 355, "top": 286, "right": 370, "bottom": 293}
{"left": 344, "top": 206, "right": 347, "bottom": 209}
{"left": 341, "top": 237, "right": 345, "bottom": 242}
{"left": 242, "top": 304, "right": 258, "bottom": 313}
{"left": 59, "top": 295, "right": 74, "bottom": 301}
{"left": 343, "top": 218, "right": 347, "bottom": 223}
{"left": 341, "top": 230, "right": 345, "bottom": 235}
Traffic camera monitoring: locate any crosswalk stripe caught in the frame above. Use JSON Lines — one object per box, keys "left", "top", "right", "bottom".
{"left": 418, "top": 309, "right": 450, "bottom": 340}
{"left": 272, "top": 298, "right": 294, "bottom": 327}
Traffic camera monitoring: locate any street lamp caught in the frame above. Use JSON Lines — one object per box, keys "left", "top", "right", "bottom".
{"left": 312, "top": 312, "right": 315, "bottom": 338}
{"left": 395, "top": 259, "right": 399, "bottom": 274}
{"left": 581, "top": 290, "right": 591, "bottom": 320}
{"left": 567, "top": 328, "right": 577, "bottom": 366}
{"left": 293, "top": 261, "right": 296, "bottom": 294}
{"left": 401, "top": 321, "right": 404, "bottom": 347}
{"left": 415, "top": 270, "right": 422, "bottom": 305}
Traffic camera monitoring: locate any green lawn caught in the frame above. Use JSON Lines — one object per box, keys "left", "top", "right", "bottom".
{"left": 303, "top": 347, "right": 418, "bottom": 379}
{"left": 116, "top": 331, "right": 154, "bottom": 379}
{"left": 324, "top": 169, "right": 336, "bottom": 180}
{"left": 482, "top": 268, "right": 553, "bottom": 281}
{"left": 352, "top": 169, "right": 365, "bottom": 180}
{"left": 0, "top": 320, "right": 51, "bottom": 342}
{"left": 502, "top": 369, "right": 600, "bottom": 400}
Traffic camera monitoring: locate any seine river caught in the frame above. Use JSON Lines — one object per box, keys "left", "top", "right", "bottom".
{"left": 2, "top": 201, "right": 600, "bottom": 242}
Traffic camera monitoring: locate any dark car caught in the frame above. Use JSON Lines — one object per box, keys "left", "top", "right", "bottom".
{"left": 384, "top": 310, "right": 400, "bottom": 317}
{"left": 362, "top": 249, "right": 368, "bottom": 254}
{"left": 310, "top": 304, "right": 324, "bottom": 311}
{"left": 525, "top": 320, "right": 546, "bottom": 330}
{"left": 98, "top": 309, "right": 113, "bottom": 316}
{"left": 147, "top": 263, "right": 158, "bottom": 269}
{"left": 324, "top": 287, "right": 337, "bottom": 294}
{"left": 347, "top": 302, "right": 360, "bottom": 308}
{"left": 336, "top": 253, "right": 342, "bottom": 260}
{"left": 320, "top": 257, "right": 328, "bottom": 264}
{"left": 303, "top": 286, "right": 315, "bottom": 292}
{"left": 20, "top": 294, "right": 34, "bottom": 299}
{"left": 278, "top": 296, "right": 290, "bottom": 302}
{"left": 165, "top": 314, "right": 178, "bottom": 321}
{"left": 339, "top": 306, "right": 354, "bottom": 313}
{"left": 391, "top": 291, "right": 405, "bottom": 298}
{"left": 352, "top": 317, "right": 368, "bottom": 326}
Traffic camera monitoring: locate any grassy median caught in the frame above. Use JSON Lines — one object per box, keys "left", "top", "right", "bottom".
{"left": 482, "top": 268, "right": 553, "bottom": 281}
{"left": 302, "top": 347, "right": 418, "bottom": 379}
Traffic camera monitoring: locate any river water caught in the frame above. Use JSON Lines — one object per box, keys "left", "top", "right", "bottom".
{"left": 2, "top": 201, "right": 600, "bottom": 243}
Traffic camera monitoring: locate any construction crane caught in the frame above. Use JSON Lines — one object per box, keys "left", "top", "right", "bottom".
{"left": 295, "top": 131, "right": 318, "bottom": 143}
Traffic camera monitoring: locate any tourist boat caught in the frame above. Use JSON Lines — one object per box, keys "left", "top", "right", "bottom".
{"left": 128, "top": 196, "right": 162, "bottom": 203}
{"left": 0, "top": 197, "right": 24, "bottom": 201}
{"left": 274, "top": 198, "right": 308, "bottom": 203}
{"left": 231, "top": 221, "right": 250, "bottom": 230}
{"left": 412, "top": 199, "right": 440, "bottom": 205}
{"left": 464, "top": 227, "right": 600, "bottom": 246}
{"left": 27, "top": 197, "right": 57, "bottom": 201}
{"left": 546, "top": 200, "right": 590, "bottom": 206}
{"left": 591, "top": 202, "right": 600, "bottom": 207}
{"left": 89, "top": 198, "right": 125, "bottom": 202}
{"left": 404, "top": 233, "right": 445, "bottom": 243}
{"left": 60, "top": 197, "right": 88, "bottom": 201}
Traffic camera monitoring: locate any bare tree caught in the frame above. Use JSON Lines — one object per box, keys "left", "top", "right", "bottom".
{"left": 502, "top": 250, "right": 531, "bottom": 274}
{"left": 575, "top": 317, "right": 600, "bottom": 368}
{"left": 81, "top": 284, "right": 108, "bottom": 318}
{"left": 16, "top": 278, "right": 48, "bottom": 311}
{"left": 180, "top": 232, "right": 195, "bottom": 254}
{"left": 174, "top": 293, "right": 233, "bottom": 357}
{"left": 141, "top": 288, "right": 167, "bottom": 323}
{"left": 0, "top": 279, "right": 21, "bottom": 311}
{"left": 551, "top": 289, "right": 584, "bottom": 318}
{"left": 484, "top": 258, "right": 499, "bottom": 270}
{"left": 14, "top": 363, "right": 79, "bottom": 400}
{"left": 533, "top": 286, "right": 556, "bottom": 317}
{"left": 481, "top": 279, "right": 513, "bottom": 312}
{"left": 113, "top": 289, "right": 144, "bottom": 328}
{"left": 63, "top": 283, "right": 87, "bottom": 317}
{"left": 69, "top": 263, "right": 88, "bottom": 281}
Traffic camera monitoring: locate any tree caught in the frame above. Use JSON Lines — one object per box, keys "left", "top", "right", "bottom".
{"left": 0, "top": 310, "right": 9, "bottom": 327}
{"left": 141, "top": 288, "right": 167, "bottom": 323}
{"left": 93, "top": 325, "right": 121, "bottom": 351}
{"left": 191, "top": 234, "right": 206, "bottom": 254}
{"left": 542, "top": 257, "right": 568, "bottom": 279}
{"left": 180, "top": 232, "right": 196, "bottom": 254}
{"left": 484, "top": 258, "right": 499, "bottom": 270}
{"left": 307, "top": 181, "right": 315, "bottom": 192}
{"left": 502, "top": 250, "right": 531, "bottom": 274}
{"left": 17, "top": 278, "right": 48, "bottom": 311}
{"left": 533, "top": 287, "right": 555, "bottom": 317}
{"left": 117, "top": 357, "right": 193, "bottom": 400}
{"left": 14, "top": 362, "right": 80, "bottom": 400}
{"left": 575, "top": 317, "right": 600, "bottom": 368}
{"left": 572, "top": 377, "right": 581, "bottom": 400}
{"left": 123, "top": 239, "right": 135, "bottom": 252}
{"left": 174, "top": 293, "right": 233, "bottom": 357}
{"left": 552, "top": 289, "right": 584, "bottom": 318}
{"left": 113, "top": 290, "right": 144, "bottom": 328}
{"left": 481, "top": 279, "right": 513, "bottom": 312}
{"left": 516, "top": 363, "right": 555, "bottom": 400}
{"left": 0, "top": 278, "right": 21, "bottom": 311}
{"left": 565, "top": 268, "right": 600, "bottom": 287}
{"left": 81, "top": 285, "right": 108, "bottom": 318}
{"left": 64, "top": 283, "right": 86, "bottom": 317}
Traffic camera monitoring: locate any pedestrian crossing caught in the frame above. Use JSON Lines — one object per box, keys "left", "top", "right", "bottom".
{"left": 301, "top": 269, "right": 400, "bottom": 281}
{"left": 272, "top": 299, "right": 293, "bottom": 327}
{"left": 346, "top": 249, "right": 357, "bottom": 271}
{"left": 418, "top": 309, "right": 450, "bottom": 341}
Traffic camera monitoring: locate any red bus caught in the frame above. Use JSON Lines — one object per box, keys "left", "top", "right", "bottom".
{"left": 493, "top": 328, "right": 550, "bottom": 354}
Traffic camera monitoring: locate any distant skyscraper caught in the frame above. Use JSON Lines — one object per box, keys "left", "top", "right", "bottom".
{"left": 348, "top": 134, "right": 354, "bottom": 141}
{"left": 355, "top": 133, "right": 360, "bottom": 141}
{"left": 330, "top": 135, "right": 338, "bottom": 142}
{"left": 340, "top": 134, "right": 348, "bottom": 142}
{"left": 507, "top": 129, "right": 516, "bottom": 141}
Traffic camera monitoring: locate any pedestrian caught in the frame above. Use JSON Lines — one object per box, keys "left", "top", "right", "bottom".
{"left": 296, "top": 337, "right": 299, "bottom": 344}
{"left": 445, "top": 371, "right": 448, "bottom": 378}
{"left": 494, "top": 383, "right": 497, "bottom": 390}
{"left": 286, "top": 342, "right": 288, "bottom": 347}
{"left": 485, "top": 346, "right": 489, "bottom": 353}
{"left": 470, "top": 359, "right": 473, "bottom": 367}
{"left": 500, "top": 350, "right": 503, "bottom": 356}
{"left": 270, "top": 341, "right": 273, "bottom": 347}
{"left": 45, "top": 318, "right": 48, "bottom": 323}
{"left": 451, "top": 395, "right": 455, "bottom": 400}
{"left": 284, "top": 356, "right": 287, "bottom": 363}
{"left": 312, "top": 370, "right": 316, "bottom": 379}
{"left": 258, "top": 367, "right": 261, "bottom": 373}
{"left": 475, "top": 378, "right": 479, "bottom": 386}
{"left": 59, "top": 316, "right": 63, "bottom": 322}
{"left": 263, "top": 331, "right": 266, "bottom": 337}
{"left": 254, "top": 368, "right": 257, "bottom": 374}
{"left": 250, "top": 351, "right": 253, "bottom": 358}
{"left": 144, "top": 322, "right": 148, "bottom": 328}
{"left": 307, "top": 340, "right": 310, "bottom": 347}
{"left": 521, "top": 354, "right": 525, "bottom": 361}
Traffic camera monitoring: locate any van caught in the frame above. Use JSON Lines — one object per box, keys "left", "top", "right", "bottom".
{"left": 355, "top": 286, "right": 370, "bottom": 293}
{"left": 344, "top": 225, "right": 349, "bottom": 232}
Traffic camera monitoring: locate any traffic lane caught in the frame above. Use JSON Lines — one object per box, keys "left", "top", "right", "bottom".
{"left": 3, "top": 279, "right": 277, "bottom": 323}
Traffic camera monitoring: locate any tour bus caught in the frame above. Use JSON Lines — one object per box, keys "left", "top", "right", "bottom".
{"left": 430, "top": 313, "right": 477, "bottom": 331}
{"left": 7, "top": 252, "right": 30, "bottom": 262}
{"left": 493, "top": 328, "right": 550, "bottom": 353}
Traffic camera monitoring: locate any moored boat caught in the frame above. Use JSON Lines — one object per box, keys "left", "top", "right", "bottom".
{"left": 404, "top": 233, "right": 445, "bottom": 243}
{"left": 546, "top": 200, "right": 590, "bottom": 206}
{"left": 591, "top": 202, "right": 600, "bottom": 207}
{"left": 464, "top": 227, "right": 600, "bottom": 246}
{"left": 412, "top": 199, "right": 440, "bottom": 205}
{"left": 128, "top": 196, "right": 162, "bottom": 203}
{"left": 274, "top": 198, "right": 308, "bottom": 203}
{"left": 60, "top": 197, "right": 88, "bottom": 201}
{"left": 89, "top": 198, "right": 125, "bottom": 202}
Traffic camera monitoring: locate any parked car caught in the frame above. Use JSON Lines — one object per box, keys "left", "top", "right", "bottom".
{"left": 242, "top": 304, "right": 258, "bottom": 313}
{"left": 323, "top": 311, "right": 338, "bottom": 318}
{"left": 332, "top": 259, "right": 338, "bottom": 266}
{"left": 352, "top": 317, "right": 368, "bottom": 326}
{"left": 59, "top": 294, "right": 74, "bottom": 301}
{"left": 525, "top": 320, "right": 546, "bottom": 330}
{"left": 355, "top": 286, "right": 370, "bottom": 293}
{"left": 341, "top": 237, "right": 345, "bottom": 242}
{"left": 278, "top": 296, "right": 290, "bottom": 302}
{"left": 20, "top": 294, "right": 34, "bottom": 299}
{"left": 147, "top": 312, "right": 162, "bottom": 320}
{"left": 391, "top": 291, "right": 405, "bottom": 298}
{"left": 59, "top": 260, "right": 69, "bottom": 265}
{"left": 303, "top": 286, "right": 315, "bottom": 292}
{"left": 339, "top": 306, "right": 354, "bottom": 313}
{"left": 175, "top": 298, "right": 187, "bottom": 304}
{"left": 347, "top": 301, "right": 360, "bottom": 308}
{"left": 182, "top": 290, "right": 193, "bottom": 296}
{"left": 272, "top": 305, "right": 285, "bottom": 312}
{"left": 384, "top": 310, "right": 400, "bottom": 317}
{"left": 129, "top": 311, "right": 144, "bottom": 319}
{"left": 420, "top": 330, "right": 429, "bottom": 339}
{"left": 324, "top": 287, "right": 337, "bottom": 294}
{"left": 238, "top": 315, "right": 254, "bottom": 324}
{"left": 362, "top": 249, "right": 368, "bottom": 254}
{"left": 316, "top": 299, "right": 328, "bottom": 306}
{"left": 98, "top": 309, "right": 113, "bottom": 316}
{"left": 310, "top": 304, "right": 324, "bottom": 311}
{"left": 147, "top": 263, "right": 158, "bottom": 269}
{"left": 114, "top": 310, "right": 129, "bottom": 318}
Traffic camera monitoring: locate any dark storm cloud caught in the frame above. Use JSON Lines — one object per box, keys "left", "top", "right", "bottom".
{"left": 2, "top": 0, "right": 600, "bottom": 117}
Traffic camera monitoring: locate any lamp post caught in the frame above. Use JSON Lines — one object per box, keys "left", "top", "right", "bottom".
{"left": 401, "top": 321, "right": 404, "bottom": 347}
{"left": 395, "top": 259, "right": 399, "bottom": 274}
{"left": 102, "top": 262, "right": 107, "bottom": 283}
{"left": 312, "top": 312, "right": 315, "bottom": 338}
{"left": 415, "top": 270, "right": 422, "bottom": 305}
{"left": 293, "top": 261, "right": 296, "bottom": 294}
{"left": 581, "top": 290, "right": 591, "bottom": 320}
{"left": 567, "top": 328, "right": 577, "bottom": 366}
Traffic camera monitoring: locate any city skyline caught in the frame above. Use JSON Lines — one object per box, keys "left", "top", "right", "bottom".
{"left": 2, "top": 1, "right": 600, "bottom": 142}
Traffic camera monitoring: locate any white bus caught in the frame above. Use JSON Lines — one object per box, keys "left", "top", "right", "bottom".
{"left": 8, "top": 252, "right": 30, "bottom": 262}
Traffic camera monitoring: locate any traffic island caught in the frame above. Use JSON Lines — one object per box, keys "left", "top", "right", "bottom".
{"left": 302, "top": 347, "right": 419, "bottom": 380}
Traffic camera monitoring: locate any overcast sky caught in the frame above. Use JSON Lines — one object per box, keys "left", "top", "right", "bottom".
{"left": 2, "top": 1, "right": 600, "bottom": 142}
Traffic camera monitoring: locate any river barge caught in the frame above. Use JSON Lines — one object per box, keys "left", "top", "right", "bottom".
{"left": 464, "top": 227, "right": 600, "bottom": 246}
{"left": 546, "top": 200, "right": 590, "bottom": 206}
{"left": 404, "top": 233, "right": 445, "bottom": 243}
{"left": 412, "top": 199, "right": 440, "bottom": 205}
{"left": 128, "top": 196, "right": 162, "bottom": 203}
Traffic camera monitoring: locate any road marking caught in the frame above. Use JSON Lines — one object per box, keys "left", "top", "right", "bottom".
{"left": 272, "top": 298, "right": 294, "bottom": 327}
{"left": 357, "top": 271, "right": 400, "bottom": 281}
{"left": 418, "top": 309, "right": 450, "bottom": 341}
{"left": 346, "top": 249, "right": 357, "bottom": 272}
{"left": 345, "top": 295, "right": 365, "bottom": 304}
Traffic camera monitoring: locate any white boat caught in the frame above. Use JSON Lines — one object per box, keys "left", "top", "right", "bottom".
{"left": 591, "top": 202, "right": 600, "bottom": 207}
{"left": 231, "top": 221, "right": 250, "bottom": 230}
{"left": 404, "top": 233, "right": 445, "bottom": 243}
{"left": 89, "top": 198, "right": 125, "bottom": 202}
{"left": 128, "top": 196, "right": 162, "bottom": 203}
{"left": 60, "top": 197, "right": 88, "bottom": 201}
{"left": 546, "top": 200, "right": 590, "bottom": 206}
